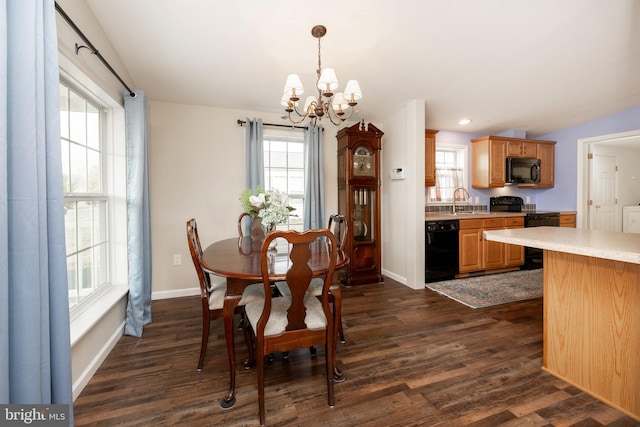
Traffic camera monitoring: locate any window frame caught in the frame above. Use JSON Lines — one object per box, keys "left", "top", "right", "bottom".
{"left": 59, "top": 54, "right": 128, "bottom": 323}
{"left": 262, "top": 129, "right": 306, "bottom": 232}
{"left": 427, "top": 143, "right": 469, "bottom": 204}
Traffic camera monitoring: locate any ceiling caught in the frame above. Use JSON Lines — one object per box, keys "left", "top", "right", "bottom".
{"left": 84, "top": 0, "right": 640, "bottom": 138}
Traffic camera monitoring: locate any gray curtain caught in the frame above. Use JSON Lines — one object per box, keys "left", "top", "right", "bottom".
{"left": 245, "top": 118, "right": 264, "bottom": 191}
{"left": 303, "top": 125, "right": 325, "bottom": 229}
{"left": 124, "top": 89, "right": 152, "bottom": 337}
{"left": 0, "top": 0, "right": 74, "bottom": 420}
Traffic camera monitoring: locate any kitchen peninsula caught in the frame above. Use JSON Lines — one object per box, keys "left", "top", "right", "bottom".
{"left": 484, "top": 227, "right": 640, "bottom": 421}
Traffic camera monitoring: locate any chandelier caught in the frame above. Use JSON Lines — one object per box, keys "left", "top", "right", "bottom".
{"left": 281, "top": 25, "right": 362, "bottom": 127}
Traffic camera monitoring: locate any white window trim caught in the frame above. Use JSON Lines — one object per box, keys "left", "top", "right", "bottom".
{"left": 60, "top": 54, "right": 129, "bottom": 343}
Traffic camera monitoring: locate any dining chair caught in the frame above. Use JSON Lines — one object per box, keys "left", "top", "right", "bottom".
{"left": 274, "top": 214, "right": 348, "bottom": 343}
{"left": 186, "top": 218, "right": 265, "bottom": 371}
{"left": 243, "top": 229, "right": 339, "bottom": 426}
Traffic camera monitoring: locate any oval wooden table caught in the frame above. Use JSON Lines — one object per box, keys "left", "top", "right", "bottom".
{"left": 201, "top": 236, "right": 348, "bottom": 409}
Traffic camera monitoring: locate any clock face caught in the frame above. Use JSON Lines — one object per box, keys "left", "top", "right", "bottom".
{"left": 352, "top": 146, "right": 374, "bottom": 176}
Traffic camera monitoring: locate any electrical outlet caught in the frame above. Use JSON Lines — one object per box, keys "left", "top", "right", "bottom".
{"left": 173, "top": 254, "right": 181, "bottom": 265}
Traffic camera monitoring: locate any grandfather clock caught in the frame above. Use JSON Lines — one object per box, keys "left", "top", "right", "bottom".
{"left": 336, "top": 121, "right": 384, "bottom": 286}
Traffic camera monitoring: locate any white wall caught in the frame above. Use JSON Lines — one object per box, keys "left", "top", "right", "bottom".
{"left": 381, "top": 100, "right": 426, "bottom": 289}
{"left": 149, "top": 102, "right": 342, "bottom": 296}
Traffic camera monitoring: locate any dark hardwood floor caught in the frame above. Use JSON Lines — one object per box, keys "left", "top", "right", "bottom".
{"left": 73, "top": 277, "right": 640, "bottom": 426}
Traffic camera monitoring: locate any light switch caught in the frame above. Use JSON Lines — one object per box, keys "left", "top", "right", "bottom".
{"left": 390, "top": 168, "right": 405, "bottom": 180}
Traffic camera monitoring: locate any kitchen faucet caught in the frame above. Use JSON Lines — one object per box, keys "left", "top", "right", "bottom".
{"left": 452, "top": 187, "right": 471, "bottom": 214}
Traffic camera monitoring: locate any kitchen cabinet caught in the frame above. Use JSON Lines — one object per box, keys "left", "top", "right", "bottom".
{"left": 506, "top": 139, "right": 537, "bottom": 158}
{"left": 425, "top": 129, "right": 438, "bottom": 187}
{"left": 471, "top": 136, "right": 556, "bottom": 189}
{"left": 471, "top": 137, "right": 506, "bottom": 188}
{"left": 458, "top": 216, "right": 525, "bottom": 275}
{"left": 504, "top": 217, "right": 525, "bottom": 265}
{"left": 482, "top": 218, "right": 505, "bottom": 270}
{"left": 559, "top": 212, "right": 576, "bottom": 228}
{"left": 458, "top": 219, "right": 483, "bottom": 273}
{"left": 536, "top": 142, "right": 555, "bottom": 188}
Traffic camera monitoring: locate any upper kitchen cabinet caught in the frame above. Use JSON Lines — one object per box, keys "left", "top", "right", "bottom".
{"left": 471, "top": 136, "right": 556, "bottom": 188}
{"left": 506, "top": 139, "right": 537, "bottom": 158}
{"left": 535, "top": 141, "right": 555, "bottom": 188}
{"left": 471, "top": 137, "right": 506, "bottom": 188}
{"left": 425, "top": 129, "right": 438, "bottom": 187}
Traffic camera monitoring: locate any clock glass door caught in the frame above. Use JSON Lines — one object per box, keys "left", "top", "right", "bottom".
{"left": 353, "top": 188, "right": 374, "bottom": 241}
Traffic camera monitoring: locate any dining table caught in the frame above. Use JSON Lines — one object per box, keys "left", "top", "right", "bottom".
{"left": 200, "top": 235, "right": 348, "bottom": 409}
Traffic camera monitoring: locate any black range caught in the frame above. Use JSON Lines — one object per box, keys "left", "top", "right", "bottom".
{"left": 489, "top": 196, "right": 559, "bottom": 269}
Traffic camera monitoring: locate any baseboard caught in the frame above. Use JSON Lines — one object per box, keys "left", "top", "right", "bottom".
{"left": 152, "top": 287, "right": 200, "bottom": 300}
{"left": 382, "top": 269, "right": 406, "bottom": 285}
{"left": 72, "top": 320, "right": 124, "bottom": 401}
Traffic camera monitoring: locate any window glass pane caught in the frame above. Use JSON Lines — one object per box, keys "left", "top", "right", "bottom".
{"left": 86, "top": 103, "right": 100, "bottom": 149}
{"left": 69, "top": 91, "right": 86, "bottom": 145}
{"left": 77, "top": 201, "right": 93, "bottom": 250}
{"left": 288, "top": 169, "right": 304, "bottom": 195}
{"left": 61, "top": 139, "right": 70, "bottom": 193}
{"left": 87, "top": 149, "right": 101, "bottom": 193}
{"left": 69, "top": 143, "right": 87, "bottom": 193}
{"left": 67, "top": 255, "right": 78, "bottom": 306}
{"left": 94, "top": 243, "right": 107, "bottom": 289}
{"left": 64, "top": 201, "right": 77, "bottom": 255}
{"left": 79, "top": 249, "right": 93, "bottom": 297}
{"left": 288, "top": 143, "right": 304, "bottom": 167}
{"left": 59, "top": 85, "right": 69, "bottom": 139}
{"left": 269, "top": 140, "right": 287, "bottom": 168}
{"left": 93, "top": 201, "right": 107, "bottom": 244}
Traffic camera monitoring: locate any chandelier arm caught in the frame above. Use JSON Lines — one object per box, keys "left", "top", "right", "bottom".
{"left": 287, "top": 109, "right": 310, "bottom": 125}
{"left": 325, "top": 102, "right": 354, "bottom": 125}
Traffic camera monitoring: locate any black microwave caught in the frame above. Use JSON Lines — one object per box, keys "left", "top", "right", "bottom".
{"left": 506, "top": 157, "right": 540, "bottom": 184}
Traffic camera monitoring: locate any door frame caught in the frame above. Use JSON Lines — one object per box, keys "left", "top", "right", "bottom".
{"left": 576, "top": 129, "right": 640, "bottom": 229}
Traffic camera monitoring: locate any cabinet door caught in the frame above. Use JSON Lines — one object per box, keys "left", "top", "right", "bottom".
{"left": 489, "top": 139, "right": 506, "bottom": 187}
{"left": 482, "top": 218, "right": 506, "bottom": 269}
{"left": 504, "top": 217, "right": 525, "bottom": 266}
{"left": 559, "top": 213, "right": 576, "bottom": 228}
{"left": 425, "top": 130, "right": 437, "bottom": 187}
{"left": 459, "top": 228, "right": 482, "bottom": 273}
{"left": 536, "top": 143, "right": 555, "bottom": 187}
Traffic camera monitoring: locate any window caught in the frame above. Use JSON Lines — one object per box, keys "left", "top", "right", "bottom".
{"left": 428, "top": 144, "right": 468, "bottom": 203}
{"left": 263, "top": 130, "right": 305, "bottom": 232}
{"left": 60, "top": 82, "right": 109, "bottom": 308}
{"left": 58, "top": 57, "right": 127, "bottom": 315}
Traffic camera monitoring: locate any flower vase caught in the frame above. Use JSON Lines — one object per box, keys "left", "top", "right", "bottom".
{"left": 263, "top": 223, "right": 278, "bottom": 250}
{"left": 250, "top": 218, "right": 265, "bottom": 239}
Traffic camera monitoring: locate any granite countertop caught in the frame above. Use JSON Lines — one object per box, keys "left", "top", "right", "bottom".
{"left": 484, "top": 226, "right": 640, "bottom": 264}
{"left": 425, "top": 211, "right": 526, "bottom": 221}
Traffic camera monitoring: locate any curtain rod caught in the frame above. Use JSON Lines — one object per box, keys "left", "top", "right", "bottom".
{"left": 236, "top": 119, "right": 312, "bottom": 130}
{"left": 55, "top": 2, "right": 136, "bottom": 98}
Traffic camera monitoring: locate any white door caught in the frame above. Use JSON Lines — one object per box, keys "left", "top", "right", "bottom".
{"left": 589, "top": 153, "right": 618, "bottom": 231}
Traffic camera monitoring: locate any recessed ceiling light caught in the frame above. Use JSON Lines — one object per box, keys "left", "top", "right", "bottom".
{"left": 459, "top": 118, "right": 472, "bottom": 126}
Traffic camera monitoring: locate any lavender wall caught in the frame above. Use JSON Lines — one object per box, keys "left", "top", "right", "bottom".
{"left": 426, "top": 105, "right": 640, "bottom": 211}
{"left": 536, "top": 105, "right": 640, "bottom": 210}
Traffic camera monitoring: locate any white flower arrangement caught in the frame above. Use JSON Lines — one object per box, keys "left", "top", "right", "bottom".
{"left": 240, "top": 187, "right": 295, "bottom": 229}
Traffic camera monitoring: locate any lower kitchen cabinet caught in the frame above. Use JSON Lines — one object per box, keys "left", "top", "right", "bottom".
{"left": 559, "top": 212, "right": 576, "bottom": 228}
{"left": 483, "top": 218, "right": 505, "bottom": 270}
{"left": 504, "top": 217, "right": 525, "bottom": 266}
{"left": 459, "top": 220, "right": 483, "bottom": 273}
{"left": 458, "top": 216, "right": 524, "bottom": 275}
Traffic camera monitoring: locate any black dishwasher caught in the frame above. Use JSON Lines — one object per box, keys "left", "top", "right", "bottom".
{"left": 425, "top": 219, "right": 459, "bottom": 283}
